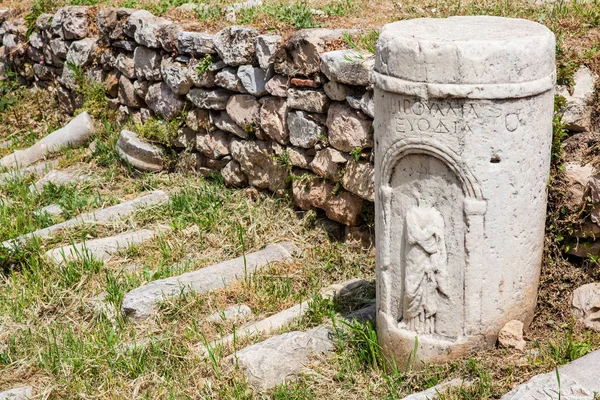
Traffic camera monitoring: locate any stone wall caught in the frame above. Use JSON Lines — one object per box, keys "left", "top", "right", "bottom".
{"left": 0, "top": 6, "right": 376, "bottom": 226}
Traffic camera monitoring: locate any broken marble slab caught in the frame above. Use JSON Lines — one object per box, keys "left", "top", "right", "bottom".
{"left": 121, "top": 242, "right": 300, "bottom": 321}
{"left": 29, "top": 168, "right": 91, "bottom": 193}
{"left": 206, "top": 304, "right": 253, "bottom": 324}
{"left": 1, "top": 190, "right": 169, "bottom": 250}
{"left": 0, "top": 386, "right": 33, "bottom": 400}
{"left": 45, "top": 228, "right": 162, "bottom": 264}
{"left": 401, "top": 378, "right": 472, "bottom": 400}
{"left": 33, "top": 203, "right": 63, "bottom": 217}
{"left": 0, "top": 160, "right": 59, "bottom": 185}
{"left": 0, "top": 112, "right": 94, "bottom": 169}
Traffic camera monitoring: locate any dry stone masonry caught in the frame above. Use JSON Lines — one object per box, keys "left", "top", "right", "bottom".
{"left": 373, "top": 17, "right": 556, "bottom": 366}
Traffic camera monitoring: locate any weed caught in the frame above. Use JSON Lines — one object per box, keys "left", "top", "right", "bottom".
{"left": 322, "top": 0, "right": 359, "bottom": 16}
{"left": 343, "top": 30, "right": 379, "bottom": 55}
{"left": 350, "top": 147, "right": 362, "bottom": 162}
{"left": 130, "top": 114, "right": 186, "bottom": 147}
{"left": 195, "top": 54, "right": 214, "bottom": 76}
{"left": 552, "top": 95, "right": 569, "bottom": 163}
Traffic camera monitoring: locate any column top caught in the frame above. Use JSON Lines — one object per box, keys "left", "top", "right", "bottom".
{"left": 374, "top": 16, "right": 556, "bottom": 99}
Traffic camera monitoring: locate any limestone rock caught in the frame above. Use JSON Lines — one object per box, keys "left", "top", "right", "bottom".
{"left": 260, "top": 96, "right": 288, "bottom": 145}
{"left": 226, "top": 94, "right": 260, "bottom": 133}
{"left": 320, "top": 50, "right": 374, "bottom": 86}
{"left": 237, "top": 65, "right": 267, "bottom": 96}
{"left": 66, "top": 38, "right": 97, "bottom": 67}
{"left": 133, "top": 79, "right": 149, "bottom": 99}
{"left": 187, "top": 88, "right": 232, "bottom": 110}
{"left": 30, "top": 169, "right": 90, "bottom": 193}
{"left": 0, "top": 386, "right": 33, "bottom": 400}
{"left": 558, "top": 66, "right": 597, "bottom": 132}
{"left": 213, "top": 26, "right": 259, "bottom": 66}
{"left": 235, "top": 327, "right": 334, "bottom": 390}
{"left": 288, "top": 147, "right": 314, "bottom": 168}
{"left": 33, "top": 64, "right": 61, "bottom": 81}
{"left": 498, "top": 320, "right": 526, "bottom": 351}
{"left": 116, "top": 53, "right": 136, "bottom": 79}
{"left": 177, "top": 31, "right": 215, "bottom": 55}
{"left": 360, "top": 90, "right": 374, "bottom": 118}
{"left": 196, "top": 130, "right": 232, "bottom": 159}
{"left": 324, "top": 80, "right": 354, "bottom": 101}
{"left": 206, "top": 303, "right": 253, "bottom": 323}
{"left": 287, "top": 110, "right": 325, "bottom": 149}
{"left": 156, "top": 22, "right": 181, "bottom": 52}
{"left": 145, "top": 82, "right": 184, "bottom": 120}
{"left": 175, "top": 151, "right": 205, "bottom": 173}
{"left": 310, "top": 147, "right": 349, "bottom": 180}
{"left": 400, "top": 379, "right": 471, "bottom": 400}
{"left": 287, "top": 88, "right": 329, "bottom": 113}
{"left": 265, "top": 74, "right": 288, "bottom": 97}
{"left": 230, "top": 140, "right": 288, "bottom": 190}
{"left": 215, "top": 67, "right": 247, "bottom": 93}
{"left": 125, "top": 10, "right": 171, "bottom": 48}
{"left": 563, "top": 162, "right": 594, "bottom": 211}
{"left": 572, "top": 283, "right": 600, "bottom": 331}
{"left": 327, "top": 102, "right": 373, "bottom": 152}
{"left": 256, "top": 34, "right": 280, "bottom": 70}
{"left": 342, "top": 160, "right": 374, "bottom": 201}
{"left": 118, "top": 75, "right": 143, "bottom": 108}
{"left": 189, "top": 60, "right": 218, "bottom": 88}
{"left": 221, "top": 160, "right": 248, "bottom": 187}
{"left": 210, "top": 111, "right": 248, "bottom": 138}
{"left": 51, "top": 6, "right": 90, "bottom": 40}
{"left": 186, "top": 109, "right": 210, "bottom": 132}
{"left": 134, "top": 46, "right": 162, "bottom": 81}
{"left": 161, "top": 59, "right": 193, "bottom": 95}
{"left": 116, "top": 129, "right": 165, "bottom": 172}
{"left": 113, "top": 40, "right": 137, "bottom": 52}
{"left": 96, "top": 8, "right": 135, "bottom": 41}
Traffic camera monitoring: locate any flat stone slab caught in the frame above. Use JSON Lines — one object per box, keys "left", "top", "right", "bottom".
{"left": 0, "top": 160, "right": 59, "bottom": 185}
{"left": 2, "top": 190, "right": 169, "bottom": 250}
{"left": 234, "top": 326, "right": 334, "bottom": 390}
{"left": 501, "top": 349, "right": 600, "bottom": 399}
{"left": 206, "top": 304, "right": 253, "bottom": 323}
{"left": 401, "top": 378, "right": 471, "bottom": 399}
{"left": 121, "top": 242, "right": 299, "bottom": 321}
{"left": 0, "top": 386, "right": 33, "bottom": 400}
{"left": 116, "top": 130, "right": 166, "bottom": 172}
{"left": 33, "top": 203, "right": 63, "bottom": 217}
{"left": 29, "top": 168, "right": 91, "bottom": 193}
{"left": 46, "top": 228, "right": 161, "bottom": 264}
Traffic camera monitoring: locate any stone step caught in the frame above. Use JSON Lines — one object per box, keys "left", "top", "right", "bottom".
{"left": 500, "top": 349, "right": 600, "bottom": 399}
{"left": 29, "top": 168, "right": 92, "bottom": 193}
{"left": 0, "top": 386, "right": 33, "bottom": 400}
{"left": 46, "top": 228, "right": 162, "bottom": 264}
{"left": 2, "top": 190, "right": 169, "bottom": 250}
{"left": 121, "top": 242, "right": 300, "bottom": 321}
{"left": 0, "top": 160, "right": 59, "bottom": 185}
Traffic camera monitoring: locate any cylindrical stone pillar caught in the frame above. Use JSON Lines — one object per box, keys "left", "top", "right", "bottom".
{"left": 373, "top": 16, "right": 555, "bottom": 366}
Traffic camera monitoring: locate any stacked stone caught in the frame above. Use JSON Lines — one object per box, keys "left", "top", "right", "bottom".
{"left": 0, "top": 6, "right": 377, "bottom": 226}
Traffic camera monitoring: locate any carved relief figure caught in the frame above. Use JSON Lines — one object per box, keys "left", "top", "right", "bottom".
{"left": 402, "top": 203, "right": 449, "bottom": 334}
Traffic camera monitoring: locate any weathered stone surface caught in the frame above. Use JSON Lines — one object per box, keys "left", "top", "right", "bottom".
{"left": 65, "top": 38, "right": 97, "bottom": 67}
{"left": 51, "top": 6, "right": 90, "bottom": 40}
{"left": 260, "top": 96, "right": 288, "bottom": 145}
{"left": 256, "top": 34, "right": 280, "bottom": 70}
{"left": 145, "top": 82, "right": 184, "bottom": 120}
{"left": 360, "top": 90, "right": 374, "bottom": 118}
{"left": 0, "top": 112, "right": 94, "bottom": 169}
{"left": 287, "top": 88, "right": 329, "bottom": 113}
{"left": 96, "top": 8, "right": 135, "bottom": 41}
{"left": 210, "top": 111, "right": 248, "bottom": 138}
{"left": 265, "top": 74, "right": 288, "bottom": 97}
{"left": 36, "top": 203, "right": 64, "bottom": 218}
{"left": 213, "top": 26, "right": 259, "bottom": 66}
{"left": 401, "top": 379, "right": 471, "bottom": 400}
{"left": 113, "top": 40, "right": 137, "bottom": 52}
{"left": 115, "top": 53, "right": 135, "bottom": 79}
{"left": 196, "top": 130, "right": 232, "bottom": 158}
{"left": 116, "top": 129, "right": 165, "bottom": 172}
{"left": 156, "top": 22, "right": 181, "bottom": 52}
{"left": 287, "top": 110, "right": 325, "bottom": 149}
{"left": 563, "top": 162, "right": 594, "bottom": 211}
{"left": 501, "top": 350, "right": 600, "bottom": 399}
{"left": 342, "top": 160, "right": 374, "bottom": 201}
{"left": 235, "top": 327, "right": 334, "bottom": 390}
{"left": 47, "top": 229, "right": 160, "bottom": 264}
{"left": 323, "top": 80, "right": 353, "bottom": 101}
{"left": 226, "top": 94, "right": 260, "bottom": 133}
{"left": 125, "top": 10, "right": 171, "bottom": 48}
{"left": 161, "top": 59, "right": 193, "bottom": 95}
{"left": 0, "top": 386, "right": 33, "bottom": 400}
{"left": 121, "top": 242, "right": 299, "bottom": 321}
{"left": 293, "top": 178, "right": 363, "bottom": 226}
{"left": 187, "top": 88, "right": 232, "bottom": 110}
{"left": 173, "top": 127, "right": 196, "bottom": 149}
{"left": 33, "top": 64, "right": 61, "bottom": 81}
{"left": 237, "top": 65, "right": 267, "bottom": 96}
{"left": 221, "top": 160, "right": 248, "bottom": 187}
{"left": 177, "top": 31, "right": 215, "bottom": 55}
{"left": 230, "top": 140, "right": 288, "bottom": 190}
{"left": 133, "top": 79, "right": 149, "bottom": 99}
{"left": 206, "top": 304, "right": 253, "bottom": 323}
{"left": 175, "top": 151, "right": 205, "bottom": 173}
{"left": 498, "top": 320, "right": 526, "bottom": 351}
{"left": 274, "top": 29, "right": 349, "bottom": 76}
{"left": 327, "top": 102, "right": 372, "bottom": 152}
{"left": 134, "top": 46, "right": 162, "bottom": 81}
{"left": 215, "top": 67, "right": 247, "bottom": 93}
{"left": 572, "top": 283, "right": 600, "bottom": 331}
{"left": 558, "top": 66, "right": 597, "bottom": 132}
{"left": 0, "top": 160, "right": 58, "bottom": 187}
{"left": 30, "top": 169, "right": 91, "bottom": 193}
{"left": 321, "top": 50, "right": 374, "bottom": 86}
{"left": 118, "top": 75, "right": 143, "bottom": 108}
{"left": 189, "top": 61, "right": 217, "bottom": 88}
{"left": 310, "top": 147, "right": 349, "bottom": 180}
{"left": 287, "top": 147, "right": 314, "bottom": 168}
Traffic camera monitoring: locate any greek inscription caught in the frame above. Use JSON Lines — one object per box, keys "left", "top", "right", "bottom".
{"left": 396, "top": 99, "right": 478, "bottom": 135}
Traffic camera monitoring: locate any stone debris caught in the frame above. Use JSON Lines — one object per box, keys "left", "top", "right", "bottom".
{"left": 177, "top": 31, "right": 216, "bottom": 55}
{"left": 498, "top": 320, "right": 526, "bottom": 351}
{"left": 558, "top": 66, "right": 597, "bottom": 132}
{"left": 2, "top": 190, "right": 169, "bottom": 250}
{"left": 0, "top": 112, "right": 94, "bottom": 169}
{"left": 206, "top": 304, "right": 253, "bottom": 323}
{"left": 33, "top": 203, "right": 63, "bottom": 217}
{"left": 0, "top": 386, "right": 33, "bottom": 400}
{"left": 400, "top": 378, "right": 471, "bottom": 400}
{"left": 116, "top": 129, "right": 166, "bottom": 172}
{"left": 121, "top": 242, "right": 299, "bottom": 321}
{"left": 29, "top": 169, "right": 91, "bottom": 194}
{"left": 46, "top": 228, "right": 162, "bottom": 264}
{"left": 572, "top": 283, "right": 600, "bottom": 331}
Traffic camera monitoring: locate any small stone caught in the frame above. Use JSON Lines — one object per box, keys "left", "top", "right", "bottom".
{"left": 100, "top": 49, "right": 118, "bottom": 71}
{"left": 346, "top": 93, "right": 362, "bottom": 110}
{"left": 287, "top": 147, "right": 314, "bottom": 168}
{"left": 189, "top": 62, "right": 218, "bottom": 88}
{"left": 260, "top": 96, "right": 288, "bottom": 145}
{"left": 173, "top": 127, "right": 196, "bottom": 148}
{"left": 215, "top": 67, "right": 247, "bottom": 93}
{"left": 572, "top": 283, "right": 600, "bottom": 331}
{"left": 210, "top": 111, "right": 248, "bottom": 138}
{"left": 156, "top": 22, "right": 182, "bottom": 52}
{"left": 360, "top": 90, "right": 374, "bottom": 118}
{"left": 176, "top": 151, "right": 205, "bottom": 173}
{"left": 133, "top": 79, "right": 150, "bottom": 99}
{"left": 34, "top": 203, "right": 63, "bottom": 217}
{"left": 206, "top": 303, "right": 253, "bottom": 323}
{"left": 96, "top": 8, "right": 135, "bottom": 41}
{"left": 49, "top": 38, "right": 68, "bottom": 60}
{"left": 177, "top": 31, "right": 216, "bottom": 55}
{"left": 187, "top": 88, "right": 232, "bottom": 110}
{"left": 186, "top": 108, "right": 210, "bottom": 132}
{"left": 29, "top": 32, "right": 43, "bottom": 49}
{"left": 161, "top": 59, "right": 193, "bottom": 95}
{"left": 221, "top": 160, "right": 248, "bottom": 187}
{"left": 112, "top": 40, "right": 137, "bottom": 51}
{"left": 287, "top": 88, "right": 329, "bottom": 113}
{"left": 116, "top": 129, "right": 165, "bottom": 172}
{"left": 290, "top": 77, "right": 319, "bottom": 88}
{"left": 230, "top": 140, "right": 288, "bottom": 190}
{"left": 134, "top": 46, "right": 162, "bottom": 81}
{"left": 327, "top": 102, "right": 373, "bottom": 152}
{"left": 320, "top": 50, "right": 374, "bottom": 86}
{"left": 51, "top": 6, "right": 90, "bottom": 40}
{"left": 287, "top": 110, "right": 326, "bottom": 149}
{"left": 226, "top": 94, "right": 260, "bottom": 133}
{"left": 310, "top": 148, "right": 349, "bottom": 180}
{"left": 125, "top": 10, "right": 171, "bottom": 48}
{"left": 33, "top": 64, "right": 61, "bottom": 81}
{"left": 237, "top": 65, "right": 267, "bottom": 96}
{"left": 213, "top": 26, "right": 259, "bottom": 66}
{"left": 0, "top": 386, "right": 33, "bottom": 400}
{"left": 31, "top": 170, "right": 90, "bottom": 194}
{"left": 255, "top": 34, "right": 280, "bottom": 70}
{"left": 196, "top": 130, "right": 232, "bottom": 159}
{"left": 145, "top": 82, "right": 184, "bottom": 120}
{"left": 324, "top": 80, "right": 354, "bottom": 101}
{"left": 116, "top": 53, "right": 136, "bottom": 79}
{"left": 265, "top": 74, "right": 288, "bottom": 97}
{"left": 558, "top": 66, "right": 597, "bottom": 132}
{"left": 498, "top": 320, "right": 526, "bottom": 351}
{"left": 342, "top": 160, "right": 374, "bottom": 201}
{"left": 563, "top": 162, "right": 594, "bottom": 211}
{"left": 118, "top": 75, "right": 143, "bottom": 108}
